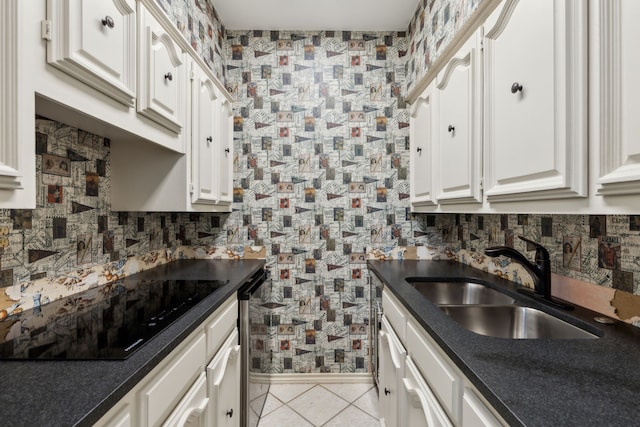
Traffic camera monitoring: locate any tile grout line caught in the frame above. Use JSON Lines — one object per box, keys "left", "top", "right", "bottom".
{"left": 287, "top": 384, "right": 351, "bottom": 426}
{"left": 258, "top": 383, "right": 380, "bottom": 426}
{"left": 258, "top": 393, "right": 285, "bottom": 418}
{"left": 319, "top": 383, "right": 374, "bottom": 404}
{"left": 319, "top": 402, "right": 378, "bottom": 427}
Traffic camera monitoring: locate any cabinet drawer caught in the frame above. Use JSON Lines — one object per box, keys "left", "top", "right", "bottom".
{"left": 138, "top": 331, "right": 206, "bottom": 427}
{"left": 206, "top": 297, "right": 238, "bottom": 361}
{"left": 383, "top": 290, "right": 407, "bottom": 342}
{"left": 463, "top": 387, "right": 502, "bottom": 427}
{"left": 406, "top": 319, "right": 461, "bottom": 423}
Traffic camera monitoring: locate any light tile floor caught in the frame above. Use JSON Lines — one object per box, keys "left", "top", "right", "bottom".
{"left": 257, "top": 383, "right": 380, "bottom": 427}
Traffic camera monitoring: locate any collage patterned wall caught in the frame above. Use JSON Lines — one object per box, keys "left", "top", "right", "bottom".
{"left": 405, "top": 0, "right": 484, "bottom": 93}
{"left": 224, "top": 29, "right": 428, "bottom": 374}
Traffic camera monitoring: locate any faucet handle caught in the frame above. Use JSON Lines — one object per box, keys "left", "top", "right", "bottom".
{"left": 518, "top": 236, "right": 549, "bottom": 261}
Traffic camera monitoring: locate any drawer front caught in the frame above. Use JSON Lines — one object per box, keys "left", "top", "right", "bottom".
{"left": 463, "top": 388, "right": 503, "bottom": 427}
{"left": 406, "top": 320, "right": 461, "bottom": 422}
{"left": 139, "top": 331, "right": 207, "bottom": 427}
{"left": 382, "top": 290, "right": 407, "bottom": 342}
{"left": 206, "top": 297, "right": 238, "bottom": 361}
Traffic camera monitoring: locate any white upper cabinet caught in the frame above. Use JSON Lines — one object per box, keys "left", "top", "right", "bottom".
{"left": 218, "top": 99, "right": 234, "bottom": 205}
{"left": 483, "top": 0, "right": 588, "bottom": 202}
{"left": 46, "top": 0, "right": 137, "bottom": 107}
{"left": 137, "top": 2, "right": 187, "bottom": 144}
{"left": 191, "top": 63, "right": 233, "bottom": 207}
{"left": 434, "top": 31, "right": 483, "bottom": 204}
{"left": 594, "top": 0, "right": 640, "bottom": 196}
{"left": 410, "top": 83, "right": 437, "bottom": 208}
{"left": 0, "top": 0, "right": 34, "bottom": 206}
{"left": 191, "top": 62, "right": 220, "bottom": 205}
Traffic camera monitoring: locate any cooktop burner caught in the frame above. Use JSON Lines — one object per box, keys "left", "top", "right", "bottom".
{"left": 0, "top": 278, "right": 227, "bottom": 360}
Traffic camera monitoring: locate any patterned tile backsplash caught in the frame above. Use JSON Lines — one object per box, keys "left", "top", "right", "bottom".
{"left": 1, "top": 0, "right": 639, "bottom": 378}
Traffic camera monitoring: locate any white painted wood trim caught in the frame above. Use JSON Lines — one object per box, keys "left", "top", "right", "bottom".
{"left": 248, "top": 372, "right": 374, "bottom": 385}
{"left": 594, "top": 0, "right": 640, "bottom": 195}
{"left": 152, "top": 32, "right": 184, "bottom": 68}
{"left": 0, "top": 0, "right": 23, "bottom": 190}
{"left": 436, "top": 53, "right": 471, "bottom": 92}
{"left": 406, "top": 0, "right": 502, "bottom": 104}
{"left": 483, "top": 0, "right": 519, "bottom": 40}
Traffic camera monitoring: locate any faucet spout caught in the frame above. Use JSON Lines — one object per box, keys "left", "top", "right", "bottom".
{"left": 484, "top": 236, "right": 551, "bottom": 300}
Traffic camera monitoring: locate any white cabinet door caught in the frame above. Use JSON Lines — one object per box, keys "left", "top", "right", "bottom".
{"left": 191, "top": 62, "right": 220, "bottom": 205}
{"left": 402, "top": 357, "right": 452, "bottom": 427}
{"left": 410, "top": 83, "right": 437, "bottom": 209}
{"left": 162, "top": 373, "right": 209, "bottom": 427}
{"left": 0, "top": 0, "right": 34, "bottom": 205}
{"left": 594, "top": 0, "right": 640, "bottom": 195}
{"left": 47, "top": 0, "right": 136, "bottom": 107}
{"left": 137, "top": 3, "right": 187, "bottom": 143}
{"left": 379, "top": 317, "right": 406, "bottom": 427}
{"left": 208, "top": 329, "right": 241, "bottom": 427}
{"left": 483, "top": 0, "right": 587, "bottom": 202}
{"left": 435, "top": 31, "right": 483, "bottom": 204}
{"left": 218, "top": 99, "right": 234, "bottom": 204}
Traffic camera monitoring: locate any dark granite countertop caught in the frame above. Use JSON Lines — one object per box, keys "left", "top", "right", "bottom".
{"left": 0, "top": 259, "right": 265, "bottom": 426}
{"left": 368, "top": 259, "right": 640, "bottom": 427}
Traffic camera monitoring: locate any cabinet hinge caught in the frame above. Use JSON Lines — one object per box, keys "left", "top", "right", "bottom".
{"left": 480, "top": 178, "right": 484, "bottom": 190}
{"left": 189, "top": 183, "right": 194, "bottom": 194}
{"left": 41, "top": 20, "right": 52, "bottom": 41}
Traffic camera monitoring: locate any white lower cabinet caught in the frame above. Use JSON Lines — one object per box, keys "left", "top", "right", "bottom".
{"left": 139, "top": 332, "right": 207, "bottom": 427}
{"left": 380, "top": 290, "right": 506, "bottom": 427}
{"left": 403, "top": 357, "right": 452, "bottom": 427}
{"left": 163, "top": 372, "right": 209, "bottom": 427}
{"left": 93, "top": 296, "right": 239, "bottom": 427}
{"left": 462, "top": 388, "right": 502, "bottom": 427}
{"left": 207, "top": 329, "right": 241, "bottom": 427}
{"left": 379, "top": 317, "right": 406, "bottom": 427}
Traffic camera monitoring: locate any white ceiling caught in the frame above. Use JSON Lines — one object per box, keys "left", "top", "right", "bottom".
{"left": 211, "top": 0, "right": 420, "bottom": 31}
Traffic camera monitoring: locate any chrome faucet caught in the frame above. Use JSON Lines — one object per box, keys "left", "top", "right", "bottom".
{"left": 485, "top": 236, "right": 568, "bottom": 308}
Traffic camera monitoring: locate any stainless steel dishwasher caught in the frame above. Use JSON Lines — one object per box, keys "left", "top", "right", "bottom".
{"left": 369, "top": 271, "right": 383, "bottom": 388}
{"left": 238, "top": 268, "right": 269, "bottom": 427}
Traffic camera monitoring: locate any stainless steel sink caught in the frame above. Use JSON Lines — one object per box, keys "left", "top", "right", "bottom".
{"left": 406, "top": 281, "right": 516, "bottom": 305}
{"left": 439, "top": 305, "right": 598, "bottom": 339}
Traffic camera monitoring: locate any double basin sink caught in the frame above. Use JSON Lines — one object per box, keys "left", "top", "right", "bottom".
{"left": 406, "top": 279, "right": 598, "bottom": 339}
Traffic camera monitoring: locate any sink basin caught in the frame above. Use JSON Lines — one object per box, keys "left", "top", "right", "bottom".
{"left": 406, "top": 280, "right": 516, "bottom": 305}
{"left": 439, "top": 305, "right": 598, "bottom": 339}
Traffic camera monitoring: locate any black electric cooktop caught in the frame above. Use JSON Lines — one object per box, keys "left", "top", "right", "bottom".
{"left": 0, "top": 278, "right": 228, "bottom": 360}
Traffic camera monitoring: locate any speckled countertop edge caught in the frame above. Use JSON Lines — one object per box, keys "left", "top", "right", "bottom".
{"left": 368, "top": 259, "right": 640, "bottom": 427}
{"left": 0, "top": 259, "right": 265, "bottom": 427}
